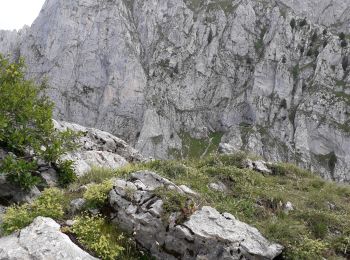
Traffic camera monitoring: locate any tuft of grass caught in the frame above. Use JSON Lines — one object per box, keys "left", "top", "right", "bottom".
{"left": 83, "top": 180, "right": 113, "bottom": 209}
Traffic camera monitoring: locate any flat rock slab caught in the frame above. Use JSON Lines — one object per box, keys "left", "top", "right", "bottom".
{"left": 0, "top": 217, "right": 97, "bottom": 260}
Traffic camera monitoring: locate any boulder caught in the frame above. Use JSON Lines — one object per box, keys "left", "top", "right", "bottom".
{"left": 0, "top": 217, "right": 97, "bottom": 260}
{"left": 209, "top": 181, "right": 228, "bottom": 192}
{"left": 245, "top": 159, "right": 272, "bottom": 174}
{"left": 109, "top": 171, "right": 283, "bottom": 259}
{"left": 0, "top": 175, "right": 40, "bottom": 204}
{"left": 54, "top": 120, "right": 144, "bottom": 176}
{"left": 69, "top": 198, "right": 86, "bottom": 214}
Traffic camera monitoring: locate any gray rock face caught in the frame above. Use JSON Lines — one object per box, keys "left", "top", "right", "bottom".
{"left": 109, "top": 171, "right": 283, "bottom": 260}
{"left": 0, "top": 175, "right": 41, "bottom": 204}
{"left": 54, "top": 120, "right": 144, "bottom": 176}
{"left": 0, "top": 217, "right": 97, "bottom": 260}
{"left": 279, "top": 0, "right": 350, "bottom": 33}
{"left": 1, "top": 0, "right": 350, "bottom": 182}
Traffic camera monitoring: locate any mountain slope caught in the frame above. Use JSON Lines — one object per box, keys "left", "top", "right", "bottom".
{"left": 0, "top": 0, "right": 349, "bottom": 182}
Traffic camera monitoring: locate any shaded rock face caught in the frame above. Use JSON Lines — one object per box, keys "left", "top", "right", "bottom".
{"left": 0, "top": 175, "right": 41, "bottom": 205}
{"left": 0, "top": 217, "right": 97, "bottom": 260}
{"left": 54, "top": 120, "right": 144, "bottom": 176}
{"left": 0, "top": 0, "right": 350, "bottom": 182}
{"left": 109, "top": 171, "right": 283, "bottom": 260}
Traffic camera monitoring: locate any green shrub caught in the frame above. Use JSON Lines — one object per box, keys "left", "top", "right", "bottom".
{"left": 270, "top": 163, "right": 310, "bottom": 177}
{"left": 1, "top": 204, "right": 33, "bottom": 235}
{"left": 1, "top": 188, "right": 65, "bottom": 234}
{"left": 147, "top": 160, "right": 189, "bottom": 179}
{"left": 0, "top": 155, "right": 40, "bottom": 190}
{"left": 56, "top": 160, "right": 77, "bottom": 187}
{"left": 154, "top": 187, "right": 197, "bottom": 223}
{"left": 0, "top": 55, "right": 78, "bottom": 189}
{"left": 291, "top": 238, "right": 328, "bottom": 260}
{"left": 218, "top": 152, "right": 247, "bottom": 168}
{"left": 71, "top": 215, "right": 124, "bottom": 260}
{"left": 83, "top": 180, "right": 113, "bottom": 208}
{"left": 332, "top": 234, "right": 350, "bottom": 256}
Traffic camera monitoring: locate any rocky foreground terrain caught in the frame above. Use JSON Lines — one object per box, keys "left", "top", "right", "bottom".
{"left": 0, "top": 0, "right": 349, "bottom": 182}
{"left": 0, "top": 121, "right": 349, "bottom": 259}
{"left": 1, "top": 0, "right": 350, "bottom": 259}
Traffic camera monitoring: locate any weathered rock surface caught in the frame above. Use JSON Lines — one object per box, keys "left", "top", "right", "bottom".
{"left": 54, "top": 120, "right": 144, "bottom": 176}
{"left": 0, "top": 0, "right": 349, "bottom": 182}
{"left": 0, "top": 217, "right": 97, "bottom": 260}
{"left": 0, "top": 175, "right": 41, "bottom": 204}
{"left": 109, "top": 171, "right": 283, "bottom": 259}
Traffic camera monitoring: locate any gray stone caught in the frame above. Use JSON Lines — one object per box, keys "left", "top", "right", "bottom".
{"left": 65, "top": 220, "right": 76, "bottom": 227}
{"left": 0, "top": 175, "right": 40, "bottom": 204}
{"left": 209, "top": 181, "right": 228, "bottom": 192}
{"left": 109, "top": 171, "right": 283, "bottom": 259}
{"left": 179, "top": 185, "right": 199, "bottom": 197}
{"left": 284, "top": 201, "right": 294, "bottom": 213}
{"left": 0, "top": 206, "right": 6, "bottom": 236}
{"left": 243, "top": 159, "right": 272, "bottom": 174}
{"left": 0, "top": 217, "right": 97, "bottom": 259}
{"left": 54, "top": 120, "right": 144, "bottom": 176}
{"left": 69, "top": 198, "right": 86, "bottom": 214}
{"left": 39, "top": 167, "right": 59, "bottom": 187}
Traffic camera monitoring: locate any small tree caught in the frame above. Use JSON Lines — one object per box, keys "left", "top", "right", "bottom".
{"left": 0, "top": 55, "right": 78, "bottom": 190}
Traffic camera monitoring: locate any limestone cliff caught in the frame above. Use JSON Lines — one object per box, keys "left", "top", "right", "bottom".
{"left": 0, "top": 0, "right": 349, "bottom": 182}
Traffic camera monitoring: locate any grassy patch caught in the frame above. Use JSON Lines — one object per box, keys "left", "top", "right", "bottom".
{"left": 172, "top": 131, "right": 223, "bottom": 159}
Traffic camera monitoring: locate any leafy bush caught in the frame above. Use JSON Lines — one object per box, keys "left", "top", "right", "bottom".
{"left": 0, "top": 55, "right": 78, "bottom": 189}
{"left": 0, "top": 155, "right": 40, "bottom": 190}
{"left": 83, "top": 180, "right": 113, "bottom": 208}
{"left": 339, "top": 32, "right": 346, "bottom": 40}
{"left": 1, "top": 188, "right": 65, "bottom": 234}
{"left": 146, "top": 160, "right": 189, "bottom": 179}
{"left": 291, "top": 238, "right": 328, "bottom": 259}
{"left": 70, "top": 215, "right": 124, "bottom": 260}
{"left": 56, "top": 160, "right": 77, "bottom": 187}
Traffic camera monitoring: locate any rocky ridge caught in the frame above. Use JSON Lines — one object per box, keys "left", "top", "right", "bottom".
{"left": 0, "top": 0, "right": 349, "bottom": 182}
{"left": 109, "top": 170, "right": 283, "bottom": 259}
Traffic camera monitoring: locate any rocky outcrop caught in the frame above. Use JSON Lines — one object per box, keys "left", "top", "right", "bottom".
{"left": 109, "top": 171, "right": 283, "bottom": 259}
{"left": 0, "top": 0, "right": 349, "bottom": 182}
{"left": 278, "top": 0, "right": 350, "bottom": 33}
{"left": 54, "top": 120, "right": 144, "bottom": 176}
{"left": 0, "top": 217, "right": 97, "bottom": 260}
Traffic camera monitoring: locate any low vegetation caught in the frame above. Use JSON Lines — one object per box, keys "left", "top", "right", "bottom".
{"left": 2, "top": 188, "right": 65, "bottom": 235}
